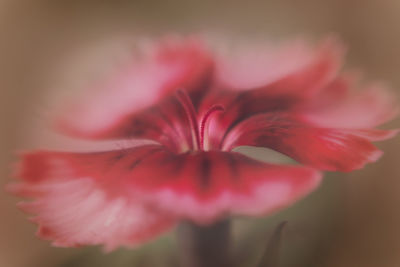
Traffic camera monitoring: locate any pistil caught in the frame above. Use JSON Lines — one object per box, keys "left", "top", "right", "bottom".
{"left": 176, "top": 90, "right": 224, "bottom": 151}
{"left": 176, "top": 90, "right": 201, "bottom": 150}
{"left": 199, "top": 105, "right": 225, "bottom": 150}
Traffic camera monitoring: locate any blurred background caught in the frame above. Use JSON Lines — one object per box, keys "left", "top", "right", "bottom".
{"left": 1, "top": 0, "right": 400, "bottom": 266}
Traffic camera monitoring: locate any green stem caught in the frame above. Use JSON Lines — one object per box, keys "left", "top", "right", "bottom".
{"left": 177, "top": 220, "right": 232, "bottom": 267}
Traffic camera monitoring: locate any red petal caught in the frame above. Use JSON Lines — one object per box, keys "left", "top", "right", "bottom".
{"left": 57, "top": 36, "right": 213, "bottom": 139}
{"left": 198, "top": 38, "right": 344, "bottom": 149}
{"left": 85, "top": 96, "right": 194, "bottom": 153}
{"left": 224, "top": 113, "right": 395, "bottom": 172}
{"left": 10, "top": 145, "right": 321, "bottom": 235}
{"left": 124, "top": 151, "right": 322, "bottom": 224}
{"left": 10, "top": 145, "right": 176, "bottom": 251}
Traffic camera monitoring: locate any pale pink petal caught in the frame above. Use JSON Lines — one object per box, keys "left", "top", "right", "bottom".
{"left": 9, "top": 145, "right": 176, "bottom": 251}
{"left": 337, "top": 128, "right": 400, "bottom": 141}
{"left": 302, "top": 76, "right": 399, "bottom": 128}
{"left": 58, "top": 36, "right": 213, "bottom": 139}
{"left": 216, "top": 36, "right": 344, "bottom": 93}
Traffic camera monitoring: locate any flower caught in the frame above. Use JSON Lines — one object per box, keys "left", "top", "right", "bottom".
{"left": 9, "top": 36, "right": 398, "bottom": 251}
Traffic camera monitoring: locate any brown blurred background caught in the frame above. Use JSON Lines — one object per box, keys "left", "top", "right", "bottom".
{"left": 1, "top": 1, "right": 400, "bottom": 267}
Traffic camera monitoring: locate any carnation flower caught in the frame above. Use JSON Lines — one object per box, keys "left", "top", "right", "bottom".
{"left": 8, "top": 36, "right": 398, "bottom": 252}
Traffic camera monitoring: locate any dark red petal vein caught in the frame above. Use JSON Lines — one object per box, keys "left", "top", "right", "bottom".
{"left": 125, "top": 151, "right": 322, "bottom": 224}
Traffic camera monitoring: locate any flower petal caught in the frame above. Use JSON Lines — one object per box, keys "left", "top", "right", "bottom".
{"left": 10, "top": 145, "right": 321, "bottom": 236}
{"left": 58, "top": 36, "right": 213, "bottom": 139}
{"left": 199, "top": 89, "right": 300, "bottom": 150}
{"left": 216, "top": 36, "right": 344, "bottom": 93}
{"left": 81, "top": 95, "right": 194, "bottom": 153}
{"left": 124, "top": 151, "right": 322, "bottom": 225}
{"left": 302, "top": 76, "right": 399, "bottom": 128}
{"left": 199, "top": 38, "right": 344, "bottom": 149}
{"left": 223, "top": 113, "right": 396, "bottom": 172}
{"left": 9, "top": 145, "right": 176, "bottom": 251}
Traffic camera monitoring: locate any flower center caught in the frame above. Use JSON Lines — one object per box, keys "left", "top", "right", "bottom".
{"left": 176, "top": 90, "right": 224, "bottom": 151}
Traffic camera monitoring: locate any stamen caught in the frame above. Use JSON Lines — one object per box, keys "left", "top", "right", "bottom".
{"left": 200, "top": 105, "right": 225, "bottom": 150}
{"left": 176, "top": 90, "right": 201, "bottom": 150}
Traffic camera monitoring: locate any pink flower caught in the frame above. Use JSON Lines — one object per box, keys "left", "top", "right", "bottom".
{"left": 9, "top": 36, "right": 398, "bottom": 251}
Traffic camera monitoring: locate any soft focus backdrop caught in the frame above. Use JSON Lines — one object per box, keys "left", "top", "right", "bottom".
{"left": 1, "top": 1, "right": 400, "bottom": 267}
